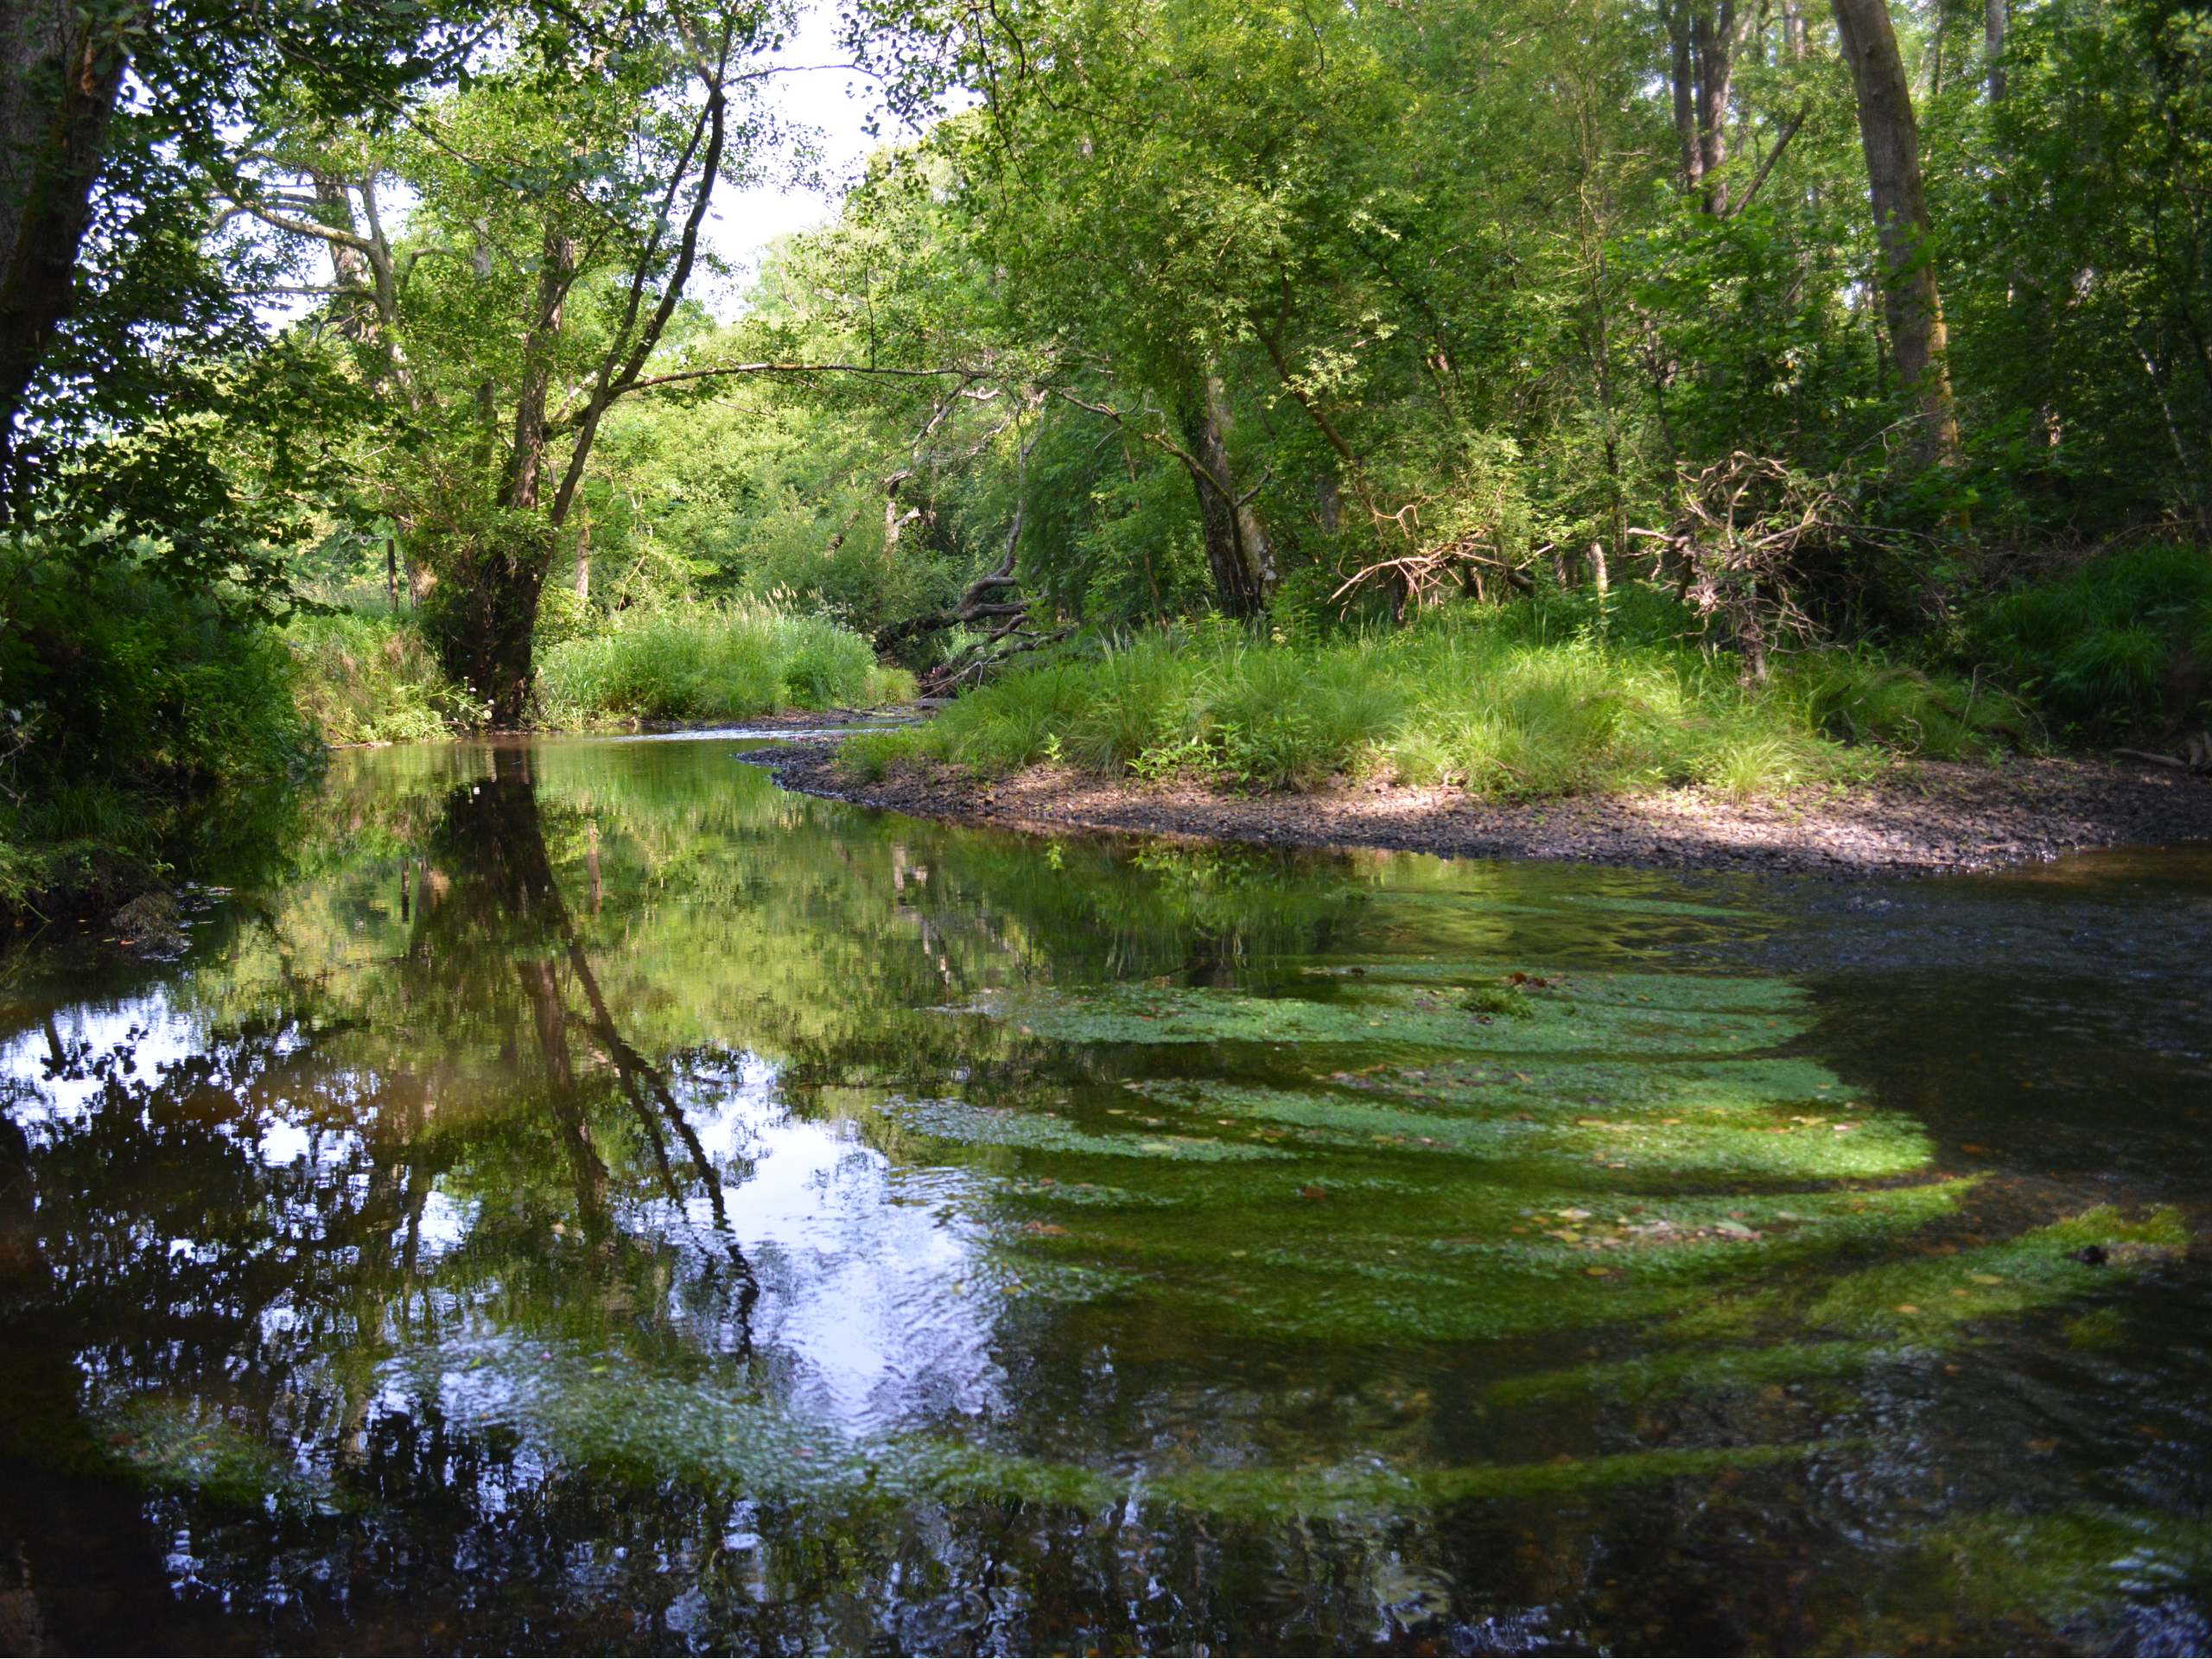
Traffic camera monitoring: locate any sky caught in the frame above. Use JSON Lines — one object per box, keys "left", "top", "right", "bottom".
{"left": 693, "top": 2, "right": 897, "bottom": 319}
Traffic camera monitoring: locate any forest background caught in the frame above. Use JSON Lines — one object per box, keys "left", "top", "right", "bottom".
{"left": 3, "top": 0, "right": 2209, "bottom": 911}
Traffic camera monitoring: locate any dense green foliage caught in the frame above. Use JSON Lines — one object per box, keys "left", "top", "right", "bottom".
{"left": 284, "top": 611, "right": 479, "bottom": 746}
{"left": 3, "top": 0, "right": 2210, "bottom": 912}
{"left": 0, "top": 544, "right": 314, "bottom": 910}
{"left": 1967, "top": 543, "right": 2212, "bottom": 737}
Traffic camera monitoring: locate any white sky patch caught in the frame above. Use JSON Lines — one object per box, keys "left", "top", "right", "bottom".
{"left": 695, "top": 1, "right": 893, "bottom": 319}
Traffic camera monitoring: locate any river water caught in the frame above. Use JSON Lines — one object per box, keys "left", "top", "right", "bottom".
{"left": 2, "top": 734, "right": 2208, "bottom": 1655}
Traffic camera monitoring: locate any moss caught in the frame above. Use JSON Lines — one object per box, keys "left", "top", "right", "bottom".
{"left": 1802, "top": 1207, "right": 2188, "bottom": 1338}
{"left": 1908, "top": 1509, "right": 2212, "bottom": 1630}
{"left": 1122, "top": 1061, "right": 1931, "bottom": 1182}
{"left": 1485, "top": 1341, "right": 1874, "bottom": 1408}
{"left": 1149, "top": 1440, "right": 1843, "bottom": 1519}
{"left": 412, "top": 1335, "right": 1843, "bottom": 1522}
{"left": 888, "top": 1096, "right": 1292, "bottom": 1161}
{"left": 968, "top": 968, "right": 1814, "bottom": 1057}
{"left": 1461, "top": 981, "right": 1537, "bottom": 1020}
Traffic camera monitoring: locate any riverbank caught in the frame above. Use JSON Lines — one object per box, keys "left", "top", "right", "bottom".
{"left": 747, "top": 735, "right": 2212, "bottom": 876}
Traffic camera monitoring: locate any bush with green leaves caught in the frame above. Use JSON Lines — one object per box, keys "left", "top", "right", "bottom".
{"left": 535, "top": 602, "right": 913, "bottom": 727}
{"left": 1, "top": 540, "right": 316, "bottom": 912}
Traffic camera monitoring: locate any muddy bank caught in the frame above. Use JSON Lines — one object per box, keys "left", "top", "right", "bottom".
{"left": 744, "top": 737, "right": 2212, "bottom": 876}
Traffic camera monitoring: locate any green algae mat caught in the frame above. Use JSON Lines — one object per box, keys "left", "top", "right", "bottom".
{"left": 1, "top": 734, "right": 2207, "bottom": 1655}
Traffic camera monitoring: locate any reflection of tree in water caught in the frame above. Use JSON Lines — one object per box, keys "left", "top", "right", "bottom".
{"left": 409, "top": 747, "right": 754, "bottom": 1332}
{"left": 6, "top": 741, "right": 2200, "bottom": 1654}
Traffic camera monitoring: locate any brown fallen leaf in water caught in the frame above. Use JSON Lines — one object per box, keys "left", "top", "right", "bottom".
{"left": 1299, "top": 1185, "right": 1327, "bottom": 1201}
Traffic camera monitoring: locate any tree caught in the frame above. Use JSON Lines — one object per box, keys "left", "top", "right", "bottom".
{"left": 1831, "top": 0, "right": 1961, "bottom": 466}
{"left": 236, "top": 0, "right": 789, "bottom": 721}
{"left": 0, "top": 0, "right": 467, "bottom": 506}
{"left": 0, "top": 0, "right": 130, "bottom": 483}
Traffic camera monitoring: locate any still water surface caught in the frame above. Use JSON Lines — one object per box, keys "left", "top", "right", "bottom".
{"left": 2, "top": 735, "right": 2209, "bottom": 1655}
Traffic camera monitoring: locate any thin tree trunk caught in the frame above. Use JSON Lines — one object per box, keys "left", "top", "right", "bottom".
{"left": 1210, "top": 372, "right": 1274, "bottom": 601}
{"left": 1832, "top": 0, "right": 1961, "bottom": 467}
{"left": 0, "top": 0, "right": 133, "bottom": 497}
{"left": 574, "top": 493, "right": 590, "bottom": 603}
{"left": 1669, "top": 3, "right": 1701, "bottom": 194}
{"left": 1693, "top": 2, "right": 1738, "bottom": 213}
{"left": 1985, "top": 0, "right": 2005, "bottom": 103}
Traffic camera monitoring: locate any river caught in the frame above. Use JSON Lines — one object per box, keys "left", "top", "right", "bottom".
{"left": 2, "top": 734, "right": 2207, "bottom": 1655}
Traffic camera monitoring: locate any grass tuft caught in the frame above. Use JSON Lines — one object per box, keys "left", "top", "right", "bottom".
{"left": 536, "top": 601, "right": 912, "bottom": 727}
{"left": 858, "top": 600, "right": 2015, "bottom": 799}
{"left": 285, "top": 609, "right": 476, "bottom": 745}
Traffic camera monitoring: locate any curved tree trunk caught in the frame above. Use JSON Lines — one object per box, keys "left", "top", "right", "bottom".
{"left": 1832, "top": 0, "right": 1962, "bottom": 467}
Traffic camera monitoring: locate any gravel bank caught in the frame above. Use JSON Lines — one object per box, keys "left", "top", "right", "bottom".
{"left": 741, "top": 736, "right": 2212, "bottom": 877}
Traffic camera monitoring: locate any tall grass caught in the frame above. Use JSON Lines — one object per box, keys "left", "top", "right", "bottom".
{"left": 845, "top": 601, "right": 2017, "bottom": 799}
{"left": 1969, "top": 543, "right": 2212, "bottom": 736}
{"left": 285, "top": 610, "right": 476, "bottom": 745}
{"left": 536, "top": 601, "right": 912, "bottom": 727}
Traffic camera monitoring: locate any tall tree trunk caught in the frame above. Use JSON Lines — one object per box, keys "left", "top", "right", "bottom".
{"left": 442, "top": 223, "right": 575, "bottom": 725}
{"left": 1179, "top": 370, "right": 1272, "bottom": 619}
{"left": 1669, "top": 4, "right": 1701, "bottom": 194}
{"left": 1832, "top": 0, "right": 1961, "bottom": 467}
{"left": 310, "top": 173, "right": 378, "bottom": 344}
{"left": 1984, "top": 0, "right": 2005, "bottom": 102}
{"left": 0, "top": 0, "right": 132, "bottom": 497}
{"left": 1668, "top": 0, "right": 1751, "bottom": 213}
{"left": 1692, "top": 2, "right": 1738, "bottom": 213}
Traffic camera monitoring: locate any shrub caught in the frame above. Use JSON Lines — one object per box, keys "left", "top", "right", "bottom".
{"left": 0, "top": 541, "right": 316, "bottom": 912}
{"left": 534, "top": 601, "right": 908, "bottom": 726}
{"left": 1969, "top": 543, "right": 2212, "bottom": 737}
{"left": 285, "top": 609, "right": 477, "bottom": 745}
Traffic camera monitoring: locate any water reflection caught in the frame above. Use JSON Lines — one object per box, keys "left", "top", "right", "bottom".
{"left": 0, "top": 736, "right": 2206, "bottom": 1655}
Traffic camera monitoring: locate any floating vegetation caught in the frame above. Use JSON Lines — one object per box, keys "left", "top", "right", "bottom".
{"left": 397, "top": 1336, "right": 1843, "bottom": 1522}
{"left": 887, "top": 1096, "right": 1291, "bottom": 1161}
{"left": 962, "top": 967, "right": 1815, "bottom": 1057}
{"left": 1802, "top": 1206, "right": 2187, "bottom": 1337}
{"left": 96, "top": 1396, "right": 345, "bottom": 1515}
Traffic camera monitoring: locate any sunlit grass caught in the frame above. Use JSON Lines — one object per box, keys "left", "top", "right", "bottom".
{"left": 535, "top": 601, "right": 912, "bottom": 726}
{"left": 849, "top": 597, "right": 2018, "bottom": 798}
{"left": 284, "top": 609, "right": 476, "bottom": 744}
